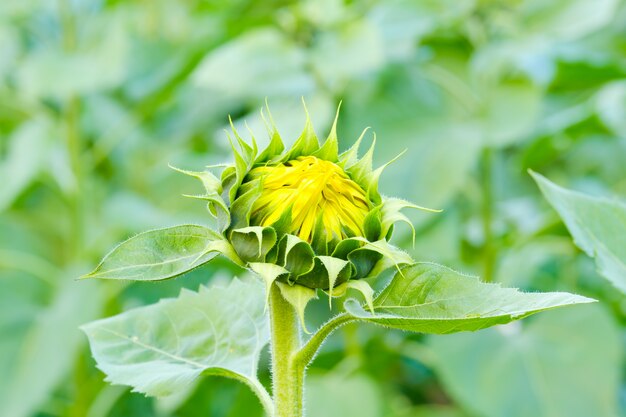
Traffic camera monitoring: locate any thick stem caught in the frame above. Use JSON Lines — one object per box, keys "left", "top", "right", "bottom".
{"left": 269, "top": 284, "right": 304, "bottom": 417}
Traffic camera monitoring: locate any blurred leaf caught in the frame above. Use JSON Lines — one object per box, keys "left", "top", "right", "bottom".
{"left": 311, "top": 20, "right": 385, "bottom": 91}
{"left": 384, "top": 123, "right": 483, "bottom": 214}
{"left": 471, "top": 39, "right": 556, "bottom": 86}
{"left": 82, "top": 225, "right": 232, "bottom": 281}
{"left": 369, "top": 0, "right": 475, "bottom": 61}
{"left": 409, "top": 209, "right": 462, "bottom": 263}
{"left": 521, "top": 0, "right": 619, "bottom": 41}
{"left": 0, "top": 117, "right": 52, "bottom": 211}
{"left": 496, "top": 237, "right": 574, "bottom": 288}
{"left": 392, "top": 405, "right": 468, "bottom": 417}
{"left": 480, "top": 79, "right": 542, "bottom": 147}
{"left": 532, "top": 172, "right": 626, "bottom": 293}
{"left": 343, "top": 65, "right": 484, "bottom": 213}
{"left": 306, "top": 372, "right": 383, "bottom": 417}
{"left": 345, "top": 263, "right": 594, "bottom": 333}
{"left": 192, "top": 28, "right": 313, "bottom": 99}
{"left": 15, "top": 20, "right": 128, "bottom": 100}
{"left": 82, "top": 278, "right": 269, "bottom": 397}
{"left": 173, "top": 375, "right": 265, "bottom": 417}
{"left": 0, "top": 280, "right": 103, "bottom": 417}
{"left": 0, "top": 26, "right": 19, "bottom": 77}
{"left": 428, "top": 304, "right": 621, "bottom": 417}
{"left": 595, "top": 80, "right": 626, "bottom": 137}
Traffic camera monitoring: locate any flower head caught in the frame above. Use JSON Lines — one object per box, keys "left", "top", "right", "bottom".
{"left": 177, "top": 102, "right": 437, "bottom": 323}
{"left": 248, "top": 156, "right": 370, "bottom": 247}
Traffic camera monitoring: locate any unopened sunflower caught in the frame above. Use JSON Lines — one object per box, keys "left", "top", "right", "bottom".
{"left": 173, "top": 104, "right": 437, "bottom": 321}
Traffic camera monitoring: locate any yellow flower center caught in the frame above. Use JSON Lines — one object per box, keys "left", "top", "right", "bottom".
{"left": 249, "top": 156, "right": 370, "bottom": 243}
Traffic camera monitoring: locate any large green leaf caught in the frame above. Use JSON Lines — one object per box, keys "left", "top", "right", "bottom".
{"left": 82, "top": 278, "right": 269, "bottom": 398}
{"left": 344, "top": 263, "right": 593, "bottom": 333}
{"left": 427, "top": 305, "right": 621, "bottom": 417}
{"left": 532, "top": 172, "right": 626, "bottom": 293}
{"left": 82, "top": 225, "right": 232, "bottom": 281}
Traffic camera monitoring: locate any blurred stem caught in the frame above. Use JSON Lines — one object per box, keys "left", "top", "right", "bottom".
{"left": 0, "top": 250, "right": 60, "bottom": 285}
{"left": 58, "top": 3, "right": 91, "bottom": 416}
{"left": 85, "top": 385, "right": 127, "bottom": 417}
{"left": 58, "top": 0, "right": 84, "bottom": 259}
{"left": 343, "top": 322, "right": 362, "bottom": 360}
{"left": 423, "top": 65, "right": 479, "bottom": 113}
{"left": 481, "top": 147, "right": 496, "bottom": 283}
{"left": 66, "top": 96, "right": 84, "bottom": 257}
{"left": 269, "top": 284, "right": 304, "bottom": 417}
{"left": 58, "top": 0, "right": 77, "bottom": 50}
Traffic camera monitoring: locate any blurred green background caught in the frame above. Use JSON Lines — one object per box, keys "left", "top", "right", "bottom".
{"left": 1, "top": 0, "right": 626, "bottom": 416}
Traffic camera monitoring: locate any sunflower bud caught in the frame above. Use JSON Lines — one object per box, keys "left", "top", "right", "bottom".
{"left": 178, "top": 103, "right": 437, "bottom": 323}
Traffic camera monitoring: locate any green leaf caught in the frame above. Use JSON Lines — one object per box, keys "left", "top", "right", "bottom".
{"left": 83, "top": 225, "right": 232, "bottom": 281}
{"left": 427, "top": 304, "right": 621, "bottom": 417}
{"left": 81, "top": 278, "right": 270, "bottom": 399}
{"left": 532, "top": 171, "right": 626, "bottom": 293}
{"left": 345, "top": 263, "right": 594, "bottom": 333}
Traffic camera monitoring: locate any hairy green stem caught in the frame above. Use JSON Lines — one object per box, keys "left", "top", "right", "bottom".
{"left": 294, "top": 314, "right": 356, "bottom": 368}
{"left": 269, "top": 284, "right": 304, "bottom": 417}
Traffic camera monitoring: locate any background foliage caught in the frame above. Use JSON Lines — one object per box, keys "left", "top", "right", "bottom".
{"left": 1, "top": 0, "right": 625, "bottom": 416}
